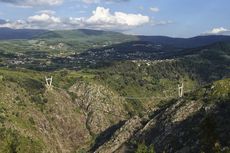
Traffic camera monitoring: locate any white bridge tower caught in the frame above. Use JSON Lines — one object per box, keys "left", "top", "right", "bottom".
{"left": 178, "top": 82, "right": 184, "bottom": 98}
{"left": 45, "top": 76, "right": 53, "bottom": 90}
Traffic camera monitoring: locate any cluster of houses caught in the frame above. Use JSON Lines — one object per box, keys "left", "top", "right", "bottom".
{"left": 132, "top": 59, "right": 176, "bottom": 67}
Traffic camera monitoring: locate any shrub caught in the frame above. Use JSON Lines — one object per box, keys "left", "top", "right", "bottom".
{"left": 135, "top": 143, "right": 147, "bottom": 153}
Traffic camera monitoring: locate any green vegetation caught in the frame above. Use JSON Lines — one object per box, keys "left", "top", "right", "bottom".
{"left": 0, "top": 128, "right": 43, "bottom": 153}
{"left": 0, "top": 68, "right": 95, "bottom": 152}
{"left": 135, "top": 143, "right": 155, "bottom": 153}
{"left": 87, "top": 60, "right": 198, "bottom": 115}
{"left": 0, "top": 30, "right": 229, "bottom": 152}
{"left": 0, "top": 29, "right": 137, "bottom": 55}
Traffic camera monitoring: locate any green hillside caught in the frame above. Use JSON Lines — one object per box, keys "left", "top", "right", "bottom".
{"left": 0, "top": 68, "right": 128, "bottom": 152}
{"left": 0, "top": 29, "right": 135, "bottom": 56}
{"left": 35, "top": 29, "right": 137, "bottom": 41}
{"left": 0, "top": 30, "right": 229, "bottom": 152}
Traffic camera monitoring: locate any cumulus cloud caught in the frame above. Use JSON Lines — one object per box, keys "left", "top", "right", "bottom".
{"left": 28, "top": 13, "right": 61, "bottom": 23}
{"left": 205, "top": 27, "right": 230, "bottom": 35}
{"left": 0, "top": 0, "right": 63, "bottom": 6}
{"left": 27, "top": 12, "right": 63, "bottom": 29}
{"left": 150, "top": 7, "right": 160, "bottom": 12}
{"left": 0, "top": 6, "right": 150, "bottom": 30}
{"left": 0, "top": 12, "right": 61, "bottom": 29}
{"left": 0, "top": 20, "right": 27, "bottom": 29}
{"left": 86, "top": 7, "right": 150, "bottom": 28}
{"left": 209, "top": 27, "right": 229, "bottom": 34}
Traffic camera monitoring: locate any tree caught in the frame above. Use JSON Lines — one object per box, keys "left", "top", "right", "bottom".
{"left": 135, "top": 143, "right": 148, "bottom": 153}
{"left": 149, "top": 144, "right": 155, "bottom": 153}
{"left": 135, "top": 143, "right": 156, "bottom": 153}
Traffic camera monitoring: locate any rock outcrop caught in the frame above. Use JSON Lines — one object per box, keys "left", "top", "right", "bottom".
{"left": 95, "top": 116, "right": 143, "bottom": 153}
{"left": 69, "top": 81, "right": 128, "bottom": 135}
{"left": 95, "top": 79, "right": 230, "bottom": 153}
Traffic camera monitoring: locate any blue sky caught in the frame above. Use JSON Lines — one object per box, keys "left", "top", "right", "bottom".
{"left": 0, "top": 0, "right": 229, "bottom": 37}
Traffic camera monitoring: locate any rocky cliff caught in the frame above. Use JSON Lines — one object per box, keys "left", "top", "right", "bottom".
{"left": 0, "top": 69, "right": 130, "bottom": 153}
{"left": 69, "top": 80, "right": 128, "bottom": 135}
{"left": 94, "top": 79, "right": 230, "bottom": 153}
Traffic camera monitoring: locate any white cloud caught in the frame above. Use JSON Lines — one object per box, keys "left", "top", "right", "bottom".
{"left": 0, "top": 10, "right": 62, "bottom": 29}
{"left": 150, "top": 7, "right": 160, "bottom": 12}
{"left": 0, "top": 0, "right": 63, "bottom": 6}
{"left": 0, "top": 7, "right": 151, "bottom": 30}
{"left": 28, "top": 13, "right": 61, "bottom": 23}
{"left": 26, "top": 12, "right": 63, "bottom": 29}
{"left": 0, "top": 20, "right": 27, "bottom": 29}
{"left": 86, "top": 7, "right": 150, "bottom": 28}
{"left": 208, "top": 27, "right": 229, "bottom": 34}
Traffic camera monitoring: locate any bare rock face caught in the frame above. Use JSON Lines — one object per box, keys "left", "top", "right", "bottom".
{"left": 117, "top": 79, "right": 230, "bottom": 153}
{"left": 171, "top": 100, "right": 203, "bottom": 123}
{"left": 41, "top": 89, "right": 91, "bottom": 153}
{"left": 94, "top": 116, "right": 143, "bottom": 153}
{"left": 96, "top": 93, "right": 229, "bottom": 153}
{"left": 88, "top": 96, "right": 205, "bottom": 153}
{"left": 69, "top": 81, "right": 128, "bottom": 135}
{"left": 134, "top": 98, "right": 204, "bottom": 153}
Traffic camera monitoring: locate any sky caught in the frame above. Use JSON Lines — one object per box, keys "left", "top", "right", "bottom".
{"left": 0, "top": 0, "right": 229, "bottom": 37}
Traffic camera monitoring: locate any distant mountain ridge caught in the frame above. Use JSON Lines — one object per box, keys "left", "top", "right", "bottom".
{"left": 36, "top": 29, "right": 130, "bottom": 39}
{"left": 1, "top": 28, "right": 230, "bottom": 48}
{"left": 0, "top": 28, "right": 133, "bottom": 40}
{"left": 0, "top": 28, "right": 48, "bottom": 40}
{"left": 0, "top": 19, "right": 6, "bottom": 24}
{"left": 139, "top": 35, "right": 230, "bottom": 48}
